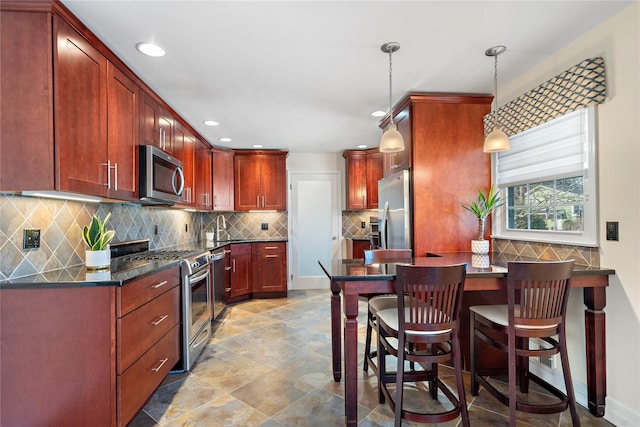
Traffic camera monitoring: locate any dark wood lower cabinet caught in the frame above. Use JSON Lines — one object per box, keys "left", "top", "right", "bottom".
{"left": 229, "top": 243, "right": 252, "bottom": 301}
{"left": 253, "top": 242, "right": 287, "bottom": 297}
{"left": 0, "top": 265, "right": 181, "bottom": 427}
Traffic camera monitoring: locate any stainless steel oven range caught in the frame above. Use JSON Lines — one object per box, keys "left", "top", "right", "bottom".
{"left": 113, "top": 241, "right": 213, "bottom": 372}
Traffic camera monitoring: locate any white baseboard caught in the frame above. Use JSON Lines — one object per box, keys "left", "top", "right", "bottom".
{"left": 530, "top": 360, "right": 639, "bottom": 426}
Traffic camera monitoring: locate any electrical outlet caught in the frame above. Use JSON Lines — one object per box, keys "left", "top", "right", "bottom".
{"left": 606, "top": 221, "right": 618, "bottom": 241}
{"left": 261, "top": 223, "right": 268, "bottom": 230}
{"left": 23, "top": 229, "right": 41, "bottom": 249}
{"left": 185, "top": 224, "right": 188, "bottom": 233}
{"left": 361, "top": 221, "right": 366, "bottom": 229}
{"left": 154, "top": 224, "right": 159, "bottom": 235}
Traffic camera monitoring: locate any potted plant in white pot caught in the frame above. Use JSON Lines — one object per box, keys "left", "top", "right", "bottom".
{"left": 205, "top": 223, "right": 215, "bottom": 242}
{"left": 462, "top": 186, "right": 503, "bottom": 255}
{"left": 82, "top": 213, "right": 115, "bottom": 270}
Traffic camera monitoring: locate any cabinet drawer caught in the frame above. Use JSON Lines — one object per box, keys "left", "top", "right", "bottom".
{"left": 119, "top": 265, "right": 180, "bottom": 316}
{"left": 118, "top": 324, "right": 180, "bottom": 427}
{"left": 118, "top": 285, "right": 180, "bottom": 373}
{"left": 254, "top": 242, "right": 286, "bottom": 254}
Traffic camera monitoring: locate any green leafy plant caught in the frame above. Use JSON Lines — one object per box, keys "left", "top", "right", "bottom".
{"left": 462, "top": 186, "right": 503, "bottom": 240}
{"left": 82, "top": 213, "right": 115, "bottom": 251}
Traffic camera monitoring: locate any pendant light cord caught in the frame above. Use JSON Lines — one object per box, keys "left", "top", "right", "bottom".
{"left": 388, "top": 50, "right": 394, "bottom": 126}
{"left": 493, "top": 53, "right": 499, "bottom": 129}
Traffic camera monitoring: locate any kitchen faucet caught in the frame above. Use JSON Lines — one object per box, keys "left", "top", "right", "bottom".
{"left": 216, "top": 214, "right": 227, "bottom": 241}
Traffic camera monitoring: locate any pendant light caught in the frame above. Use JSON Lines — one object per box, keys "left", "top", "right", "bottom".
{"left": 379, "top": 42, "right": 405, "bottom": 153}
{"left": 483, "top": 45, "right": 510, "bottom": 153}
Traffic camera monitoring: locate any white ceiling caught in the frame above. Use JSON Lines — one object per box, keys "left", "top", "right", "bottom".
{"left": 61, "top": 0, "right": 632, "bottom": 154}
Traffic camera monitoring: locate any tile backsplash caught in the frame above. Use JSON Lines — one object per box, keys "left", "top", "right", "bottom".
{"left": 492, "top": 238, "right": 599, "bottom": 267}
{"left": 0, "top": 194, "right": 288, "bottom": 280}
{"left": 342, "top": 210, "right": 377, "bottom": 239}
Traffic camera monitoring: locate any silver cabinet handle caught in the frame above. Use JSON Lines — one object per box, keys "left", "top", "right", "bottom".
{"left": 262, "top": 196, "right": 265, "bottom": 208}
{"left": 102, "top": 160, "right": 111, "bottom": 188}
{"left": 265, "top": 255, "right": 278, "bottom": 258}
{"left": 225, "top": 287, "right": 232, "bottom": 292}
{"left": 151, "top": 314, "right": 169, "bottom": 326}
{"left": 256, "top": 196, "right": 260, "bottom": 208}
{"left": 225, "top": 266, "right": 232, "bottom": 271}
{"left": 113, "top": 162, "right": 118, "bottom": 191}
{"left": 224, "top": 249, "right": 232, "bottom": 254}
{"left": 151, "top": 280, "right": 168, "bottom": 289}
{"left": 151, "top": 357, "right": 168, "bottom": 372}
{"left": 264, "top": 246, "right": 278, "bottom": 250}
{"left": 232, "top": 259, "right": 236, "bottom": 272}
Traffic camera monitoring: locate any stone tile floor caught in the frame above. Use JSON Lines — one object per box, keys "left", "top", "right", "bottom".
{"left": 129, "top": 290, "right": 614, "bottom": 426}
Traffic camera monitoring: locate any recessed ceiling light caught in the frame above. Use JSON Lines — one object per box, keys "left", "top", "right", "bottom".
{"left": 371, "top": 110, "right": 386, "bottom": 117}
{"left": 203, "top": 120, "right": 219, "bottom": 126}
{"left": 135, "top": 42, "right": 165, "bottom": 57}
{"left": 252, "top": 144, "right": 263, "bottom": 148}
{"left": 219, "top": 137, "right": 232, "bottom": 143}
{"left": 357, "top": 145, "right": 368, "bottom": 149}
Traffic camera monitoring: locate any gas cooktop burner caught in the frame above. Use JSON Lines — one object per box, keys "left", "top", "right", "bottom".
{"left": 120, "top": 250, "right": 202, "bottom": 261}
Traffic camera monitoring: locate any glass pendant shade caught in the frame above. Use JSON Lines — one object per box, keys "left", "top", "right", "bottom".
{"left": 379, "top": 124, "right": 404, "bottom": 153}
{"left": 483, "top": 126, "right": 510, "bottom": 152}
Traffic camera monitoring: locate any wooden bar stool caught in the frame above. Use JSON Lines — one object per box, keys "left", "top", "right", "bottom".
{"left": 376, "top": 263, "right": 469, "bottom": 426}
{"left": 470, "top": 260, "right": 580, "bottom": 426}
{"left": 362, "top": 249, "right": 412, "bottom": 375}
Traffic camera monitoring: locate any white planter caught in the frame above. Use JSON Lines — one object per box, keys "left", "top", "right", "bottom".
{"left": 471, "top": 254, "right": 491, "bottom": 269}
{"left": 85, "top": 249, "right": 111, "bottom": 270}
{"left": 205, "top": 232, "right": 214, "bottom": 242}
{"left": 86, "top": 269, "right": 111, "bottom": 281}
{"left": 471, "top": 239, "right": 490, "bottom": 255}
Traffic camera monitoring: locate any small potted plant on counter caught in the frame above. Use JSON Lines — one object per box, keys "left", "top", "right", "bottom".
{"left": 82, "top": 213, "right": 115, "bottom": 270}
{"left": 462, "top": 186, "right": 503, "bottom": 255}
{"left": 205, "top": 223, "right": 215, "bottom": 241}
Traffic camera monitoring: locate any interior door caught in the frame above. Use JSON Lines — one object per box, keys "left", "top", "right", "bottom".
{"left": 289, "top": 171, "right": 340, "bottom": 289}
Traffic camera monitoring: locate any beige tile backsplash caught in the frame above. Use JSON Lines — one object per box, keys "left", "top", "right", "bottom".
{"left": 1, "top": 195, "right": 599, "bottom": 280}
{"left": 0, "top": 194, "right": 288, "bottom": 280}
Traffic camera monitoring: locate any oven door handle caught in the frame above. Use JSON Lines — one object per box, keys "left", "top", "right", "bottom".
{"left": 189, "top": 269, "right": 210, "bottom": 284}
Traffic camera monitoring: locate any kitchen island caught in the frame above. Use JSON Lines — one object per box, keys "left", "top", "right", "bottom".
{"left": 318, "top": 252, "right": 614, "bottom": 427}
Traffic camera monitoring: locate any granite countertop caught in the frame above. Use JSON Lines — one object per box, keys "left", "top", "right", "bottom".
{"left": 1, "top": 238, "right": 288, "bottom": 288}
{"left": 318, "top": 252, "right": 615, "bottom": 282}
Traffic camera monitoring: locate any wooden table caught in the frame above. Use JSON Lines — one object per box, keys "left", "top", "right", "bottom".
{"left": 318, "top": 253, "right": 614, "bottom": 427}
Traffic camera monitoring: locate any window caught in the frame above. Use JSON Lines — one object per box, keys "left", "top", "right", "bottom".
{"left": 493, "top": 107, "right": 598, "bottom": 246}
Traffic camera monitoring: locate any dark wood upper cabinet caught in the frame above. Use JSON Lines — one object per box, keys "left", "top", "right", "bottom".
{"left": 344, "top": 149, "right": 383, "bottom": 210}
{"left": 106, "top": 63, "right": 139, "bottom": 200}
{"left": 140, "top": 93, "right": 173, "bottom": 155}
{"left": 195, "top": 141, "right": 212, "bottom": 210}
{"left": 344, "top": 151, "right": 367, "bottom": 210}
{"left": 212, "top": 148, "right": 235, "bottom": 211}
{"left": 0, "top": 10, "right": 54, "bottom": 191}
{"left": 55, "top": 17, "right": 108, "bottom": 196}
{"left": 234, "top": 151, "right": 287, "bottom": 211}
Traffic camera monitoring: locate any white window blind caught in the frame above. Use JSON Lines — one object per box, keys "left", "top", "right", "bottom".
{"left": 496, "top": 108, "right": 588, "bottom": 186}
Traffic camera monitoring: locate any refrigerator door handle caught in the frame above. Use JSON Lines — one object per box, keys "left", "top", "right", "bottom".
{"left": 380, "top": 201, "right": 389, "bottom": 249}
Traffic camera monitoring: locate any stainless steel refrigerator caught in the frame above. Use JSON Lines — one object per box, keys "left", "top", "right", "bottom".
{"left": 378, "top": 169, "right": 412, "bottom": 250}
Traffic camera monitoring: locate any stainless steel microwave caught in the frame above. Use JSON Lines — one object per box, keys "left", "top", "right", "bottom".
{"left": 139, "top": 145, "right": 184, "bottom": 205}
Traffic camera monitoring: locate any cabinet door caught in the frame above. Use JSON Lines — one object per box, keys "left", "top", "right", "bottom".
{"left": 106, "top": 63, "right": 138, "bottom": 200}
{"left": 0, "top": 10, "right": 54, "bottom": 191}
{"left": 366, "top": 151, "right": 383, "bottom": 209}
{"left": 195, "top": 141, "right": 212, "bottom": 210}
{"left": 234, "top": 155, "right": 261, "bottom": 210}
{"left": 55, "top": 17, "right": 108, "bottom": 196}
{"left": 345, "top": 152, "right": 367, "bottom": 210}
{"left": 230, "top": 243, "right": 252, "bottom": 297}
{"left": 140, "top": 94, "right": 173, "bottom": 154}
{"left": 174, "top": 124, "right": 194, "bottom": 206}
{"left": 212, "top": 149, "right": 234, "bottom": 211}
{"left": 252, "top": 242, "right": 287, "bottom": 293}
{"left": 261, "top": 155, "right": 287, "bottom": 210}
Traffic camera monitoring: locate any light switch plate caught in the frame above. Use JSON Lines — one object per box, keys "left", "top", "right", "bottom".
{"left": 23, "top": 229, "right": 41, "bottom": 249}
{"left": 606, "top": 221, "right": 618, "bottom": 241}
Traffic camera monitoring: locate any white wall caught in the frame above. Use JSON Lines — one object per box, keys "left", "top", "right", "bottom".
{"left": 500, "top": 3, "right": 640, "bottom": 425}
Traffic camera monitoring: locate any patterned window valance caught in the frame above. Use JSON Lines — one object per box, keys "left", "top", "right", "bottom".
{"left": 484, "top": 57, "right": 606, "bottom": 137}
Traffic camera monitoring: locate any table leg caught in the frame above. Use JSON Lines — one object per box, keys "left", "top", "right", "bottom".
{"left": 343, "top": 291, "right": 360, "bottom": 426}
{"left": 330, "top": 280, "right": 342, "bottom": 382}
{"left": 584, "top": 287, "right": 606, "bottom": 417}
